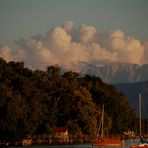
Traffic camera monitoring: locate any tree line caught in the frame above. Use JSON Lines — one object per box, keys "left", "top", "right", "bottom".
{"left": 0, "top": 57, "right": 137, "bottom": 141}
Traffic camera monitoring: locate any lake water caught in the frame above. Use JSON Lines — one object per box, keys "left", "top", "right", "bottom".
{"left": 7, "top": 145, "right": 129, "bottom": 148}
{"left": 6, "top": 139, "right": 140, "bottom": 148}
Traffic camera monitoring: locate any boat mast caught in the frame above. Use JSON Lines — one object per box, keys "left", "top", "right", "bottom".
{"left": 101, "top": 104, "right": 104, "bottom": 137}
{"left": 139, "top": 93, "right": 142, "bottom": 136}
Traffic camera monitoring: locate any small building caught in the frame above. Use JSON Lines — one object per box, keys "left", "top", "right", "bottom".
{"left": 22, "top": 139, "right": 32, "bottom": 146}
{"left": 53, "top": 127, "right": 69, "bottom": 144}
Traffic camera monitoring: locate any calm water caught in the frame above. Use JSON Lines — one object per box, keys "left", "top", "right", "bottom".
{"left": 7, "top": 145, "right": 129, "bottom": 148}
{"left": 7, "top": 139, "right": 140, "bottom": 148}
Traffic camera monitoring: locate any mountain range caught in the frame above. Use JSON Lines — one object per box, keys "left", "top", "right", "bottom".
{"left": 73, "top": 60, "right": 148, "bottom": 84}
{"left": 114, "top": 81, "right": 148, "bottom": 118}
{"left": 73, "top": 60, "right": 148, "bottom": 118}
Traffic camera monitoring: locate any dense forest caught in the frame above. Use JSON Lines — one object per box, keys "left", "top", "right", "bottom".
{"left": 0, "top": 57, "right": 137, "bottom": 141}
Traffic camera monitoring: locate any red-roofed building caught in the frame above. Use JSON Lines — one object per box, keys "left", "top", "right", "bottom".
{"left": 54, "top": 127, "right": 67, "bottom": 133}
{"left": 53, "top": 127, "right": 69, "bottom": 143}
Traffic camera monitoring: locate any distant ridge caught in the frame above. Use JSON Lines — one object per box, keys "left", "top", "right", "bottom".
{"left": 74, "top": 60, "right": 148, "bottom": 118}
{"left": 114, "top": 81, "right": 148, "bottom": 118}
{"left": 72, "top": 60, "right": 148, "bottom": 83}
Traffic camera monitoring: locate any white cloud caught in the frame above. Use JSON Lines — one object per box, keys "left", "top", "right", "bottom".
{"left": 0, "top": 21, "right": 147, "bottom": 71}
{"left": 78, "top": 24, "right": 97, "bottom": 44}
{"left": 0, "top": 45, "right": 14, "bottom": 61}
{"left": 63, "top": 21, "right": 74, "bottom": 34}
{"left": 142, "top": 41, "right": 148, "bottom": 64}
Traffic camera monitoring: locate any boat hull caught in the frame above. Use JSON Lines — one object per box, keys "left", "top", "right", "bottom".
{"left": 130, "top": 143, "right": 148, "bottom": 148}
{"left": 93, "top": 143, "right": 123, "bottom": 146}
{"left": 130, "top": 146, "right": 148, "bottom": 148}
{"left": 92, "top": 137, "right": 124, "bottom": 146}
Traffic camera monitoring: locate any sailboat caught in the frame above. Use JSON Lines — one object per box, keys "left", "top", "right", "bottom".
{"left": 92, "top": 105, "right": 124, "bottom": 146}
{"left": 130, "top": 94, "right": 148, "bottom": 148}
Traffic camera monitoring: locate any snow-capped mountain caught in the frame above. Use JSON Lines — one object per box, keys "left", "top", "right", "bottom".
{"left": 72, "top": 60, "right": 148, "bottom": 83}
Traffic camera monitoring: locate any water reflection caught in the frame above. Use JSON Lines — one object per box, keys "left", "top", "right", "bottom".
{"left": 8, "top": 144, "right": 129, "bottom": 148}
{"left": 8, "top": 139, "right": 141, "bottom": 148}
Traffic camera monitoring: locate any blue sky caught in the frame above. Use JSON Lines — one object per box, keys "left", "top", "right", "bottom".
{"left": 0, "top": 0, "right": 148, "bottom": 48}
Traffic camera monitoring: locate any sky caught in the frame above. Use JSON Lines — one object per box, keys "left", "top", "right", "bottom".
{"left": 0, "top": 0, "right": 148, "bottom": 70}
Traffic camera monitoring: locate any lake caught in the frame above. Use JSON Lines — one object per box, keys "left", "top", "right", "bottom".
{"left": 6, "top": 138, "right": 140, "bottom": 148}
{"left": 7, "top": 145, "right": 129, "bottom": 148}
